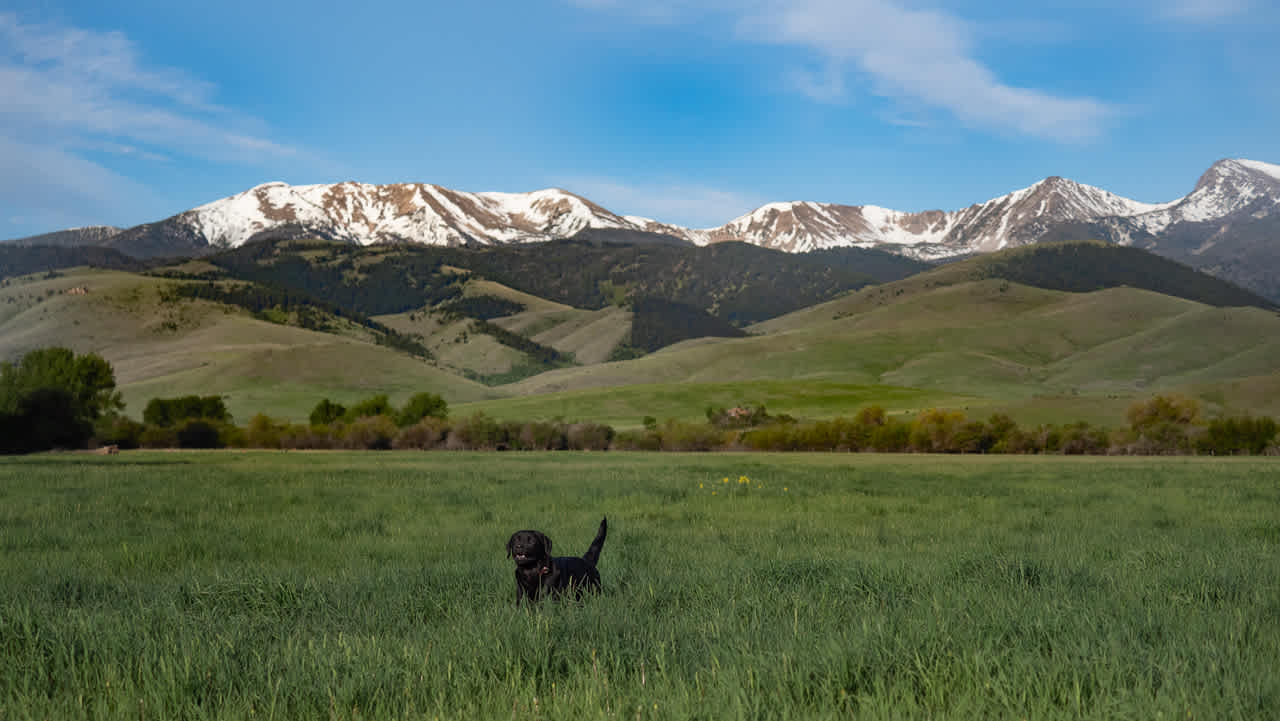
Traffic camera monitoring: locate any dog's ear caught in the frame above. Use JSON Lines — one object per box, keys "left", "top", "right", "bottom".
{"left": 537, "top": 532, "right": 551, "bottom": 556}
{"left": 505, "top": 533, "right": 517, "bottom": 558}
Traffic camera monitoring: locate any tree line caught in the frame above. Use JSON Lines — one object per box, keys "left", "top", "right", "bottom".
{"left": 3, "top": 347, "right": 1276, "bottom": 455}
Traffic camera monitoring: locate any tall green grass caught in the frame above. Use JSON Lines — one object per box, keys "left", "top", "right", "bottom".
{"left": 2, "top": 452, "right": 1277, "bottom": 719}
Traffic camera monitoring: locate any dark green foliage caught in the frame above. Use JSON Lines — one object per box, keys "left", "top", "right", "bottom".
{"left": 171, "top": 280, "right": 433, "bottom": 359}
{"left": 1125, "top": 394, "right": 1201, "bottom": 454}
{"left": 199, "top": 239, "right": 464, "bottom": 315}
{"left": 0, "top": 245, "right": 143, "bottom": 279}
{"left": 629, "top": 297, "right": 746, "bottom": 352}
{"left": 442, "top": 294, "right": 525, "bottom": 319}
{"left": 93, "top": 413, "right": 145, "bottom": 450}
{"left": 469, "top": 320, "right": 570, "bottom": 365}
{"left": 444, "top": 239, "right": 890, "bottom": 324}
{"left": 395, "top": 392, "right": 449, "bottom": 427}
{"left": 0, "top": 388, "right": 91, "bottom": 453}
{"left": 344, "top": 394, "right": 394, "bottom": 422}
{"left": 174, "top": 418, "right": 225, "bottom": 449}
{"left": 187, "top": 236, "right": 903, "bottom": 327}
{"left": 0, "top": 347, "right": 122, "bottom": 453}
{"left": 143, "top": 395, "right": 230, "bottom": 427}
{"left": 1198, "top": 415, "right": 1279, "bottom": 455}
{"left": 977, "top": 241, "right": 1276, "bottom": 309}
{"left": 309, "top": 398, "right": 347, "bottom": 426}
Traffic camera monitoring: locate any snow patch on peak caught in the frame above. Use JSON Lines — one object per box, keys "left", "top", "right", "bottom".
{"left": 1234, "top": 158, "right": 1280, "bottom": 182}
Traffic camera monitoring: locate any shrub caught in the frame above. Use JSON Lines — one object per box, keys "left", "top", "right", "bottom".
{"left": 449, "top": 413, "right": 508, "bottom": 450}
{"left": 566, "top": 422, "right": 614, "bottom": 450}
{"left": 1198, "top": 415, "right": 1279, "bottom": 456}
{"left": 613, "top": 428, "right": 662, "bottom": 451}
{"left": 396, "top": 392, "right": 449, "bottom": 427}
{"left": 345, "top": 395, "right": 394, "bottom": 422}
{"left": 139, "top": 425, "right": 178, "bottom": 448}
{"left": 1126, "top": 394, "right": 1200, "bottom": 454}
{"left": 174, "top": 418, "right": 224, "bottom": 449}
{"left": 516, "top": 421, "right": 568, "bottom": 450}
{"left": 659, "top": 420, "right": 727, "bottom": 452}
{"left": 245, "top": 413, "right": 289, "bottom": 449}
{"left": 93, "top": 413, "right": 145, "bottom": 450}
{"left": 393, "top": 417, "right": 451, "bottom": 450}
{"left": 309, "top": 398, "right": 346, "bottom": 426}
{"left": 1058, "top": 421, "right": 1110, "bottom": 455}
{"left": 339, "top": 415, "right": 398, "bottom": 450}
{"left": 281, "top": 424, "right": 337, "bottom": 450}
{"left": 144, "top": 395, "right": 230, "bottom": 426}
{"left": 909, "top": 408, "right": 968, "bottom": 453}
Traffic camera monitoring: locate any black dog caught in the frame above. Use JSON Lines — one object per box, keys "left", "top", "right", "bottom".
{"left": 506, "top": 517, "right": 607, "bottom": 604}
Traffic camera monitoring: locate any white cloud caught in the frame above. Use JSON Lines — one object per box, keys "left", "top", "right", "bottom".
{"left": 741, "top": 0, "right": 1112, "bottom": 142}
{"left": 0, "top": 12, "right": 296, "bottom": 235}
{"left": 567, "top": 0, "right": 1115, "bottom": 142}
{"left": 559, "top": 176, "right": 764, "bottom": 228}
{"left": 0, "top": 14, "right": 295, "bottom": 162}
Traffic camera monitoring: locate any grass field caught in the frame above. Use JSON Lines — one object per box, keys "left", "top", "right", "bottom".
{"left": 2, "top": 451, "right": 1277, "bottom": 720}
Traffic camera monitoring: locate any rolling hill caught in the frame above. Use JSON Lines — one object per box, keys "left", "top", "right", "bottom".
{"left": 1, "top": 239, "right": 1277, "bottom": 428}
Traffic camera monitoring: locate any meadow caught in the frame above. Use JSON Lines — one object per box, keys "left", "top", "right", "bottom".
{"left": 1, "top": 451, "right": 1277, "bottom": 720}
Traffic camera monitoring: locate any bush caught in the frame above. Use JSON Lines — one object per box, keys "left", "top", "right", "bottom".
{"left": 309, "top": 399, "right": 347, "bottom": 426}
{"left": 448, "top": 413, "right": 508, "bottom": 450}
{"left": 393, "top": 417, "right": 450, "bottom": 450}
{"left": 93, "top": 413, "right": 145, "bottom": 450}
{"left": 174, "top": 418, "right": 226, "bottom": 449}
{"left": 659, "top": 420, "right": 727, "bottom": 452}
{"left": 139, "top": 425, "right": 178, "bottom": 448}
{"left": 144, "top": 395, "right": 230, "bottom": 426}
{"left": 566, "top": 422, "right": 614, "bottom": 450}
{"left": 1126, "top": 394, "right": 1200, "bottom": 454}
{"left": 339, "top": 415, "right": 398, "bottom": 450}
{"left": 613, "top": 428, "right": 662, "bottom": 451}
{"left": 245, "top": 413, "right": 290, "bottom": 449}
{"left": 1198, "top": 415, "right": 1279, "bottom": 456}
{"left": 396, "top": 392, "right": 449, "bottom": 427}
{"left": 515, "top": 421, "right": 568, "bottom": 450}
{"left": 345, "top": 395, "right": 394, "bottom": 422}
{"left": 281, "top": 424, "right": 337, "bottom": 450}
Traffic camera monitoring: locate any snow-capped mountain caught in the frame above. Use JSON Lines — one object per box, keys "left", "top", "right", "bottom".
{"left": 9, "top": 158, "right": 1279, "bottom": 299}
{"left": 684, "top": 175, "right": 1175, "bottom": 258}
{"left": 180, "top": 181, "right": 635, "bottom": 248}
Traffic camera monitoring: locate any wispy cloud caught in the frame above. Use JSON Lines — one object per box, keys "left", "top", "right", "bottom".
{"left": 567, "top": 0, "right": 1115, "bottom": 143}
{"left": 740, "top": 0, "right": 1113, "bottom": 142}
{"left": 558, "top": 176, "right": 764, "bottom": 228}
{"left": 0, "top": 13, "right": 295, "bottom": 162}
{"left": 0, "top": 12, "right": 297, "bottom": 235}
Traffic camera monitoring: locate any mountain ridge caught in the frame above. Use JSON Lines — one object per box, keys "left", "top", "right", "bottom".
{"left": 7, "top": 158, "right": 1279, "bottom": 300}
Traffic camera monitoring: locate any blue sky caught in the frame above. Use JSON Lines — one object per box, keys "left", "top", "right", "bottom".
{"left": 2, "top": 0, "right": 1278, "bottom": 237}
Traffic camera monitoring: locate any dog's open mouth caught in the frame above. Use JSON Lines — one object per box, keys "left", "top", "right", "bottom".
{"left": 513, "top": 552, "right": 532, "bottom": 562}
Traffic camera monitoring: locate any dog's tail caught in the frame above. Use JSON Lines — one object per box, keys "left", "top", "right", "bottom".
{"left": 582, "top": 516, "right": 607, "bottom": 566}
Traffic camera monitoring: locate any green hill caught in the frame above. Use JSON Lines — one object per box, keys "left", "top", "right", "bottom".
{"left": 455, "top": 279, "right": 1280, "bottom": 427}
{"left": 5, "top": 239, "right": 1279, "bottom": 430}
{"left": 0, "top": 268, "right": 497, "bottom": 423}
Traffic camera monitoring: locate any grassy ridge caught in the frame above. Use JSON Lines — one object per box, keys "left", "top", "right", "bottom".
{"left": 3, "top": 452, "right": 1278, "bottom": 720}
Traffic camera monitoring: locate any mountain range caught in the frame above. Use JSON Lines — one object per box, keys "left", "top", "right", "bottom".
{"left": 7, "top": 158, "right": 1280, "bottom": 301}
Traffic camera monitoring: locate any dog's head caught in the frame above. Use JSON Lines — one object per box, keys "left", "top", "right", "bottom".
{"left": 506, "top": 530, "right": 552, "bottom": 567}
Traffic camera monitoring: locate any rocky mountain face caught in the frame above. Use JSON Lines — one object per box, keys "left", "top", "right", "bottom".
{"left": 6, "top": 159, "right": 1279, "bottom": 300}
{"left": 6, "top": 226, "right": 122, "bottom": 248}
